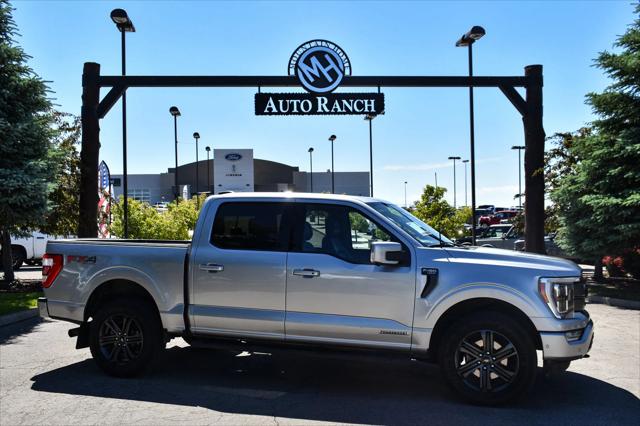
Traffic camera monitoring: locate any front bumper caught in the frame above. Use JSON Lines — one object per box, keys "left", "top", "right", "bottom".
{"left": 540, "top": 319, "right": 594, "bottom": 360}
{"left": 37, "top": 297, "right": 50, "bottom": 319}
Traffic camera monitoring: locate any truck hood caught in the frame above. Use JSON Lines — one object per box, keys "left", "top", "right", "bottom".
{"left": 438, "top": 246, "right": 582, "bottom": 276}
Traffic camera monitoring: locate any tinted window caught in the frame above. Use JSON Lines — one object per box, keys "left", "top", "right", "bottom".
{"left": 298, "top": 204, "right": 395, "bottom": 264}
{"left": 211, "top": 202, "right": 288, "bottom": 251}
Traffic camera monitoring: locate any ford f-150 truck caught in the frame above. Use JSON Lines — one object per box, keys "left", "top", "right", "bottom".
{"left": 38, "top": 193, "right": 593, "bottom": 405}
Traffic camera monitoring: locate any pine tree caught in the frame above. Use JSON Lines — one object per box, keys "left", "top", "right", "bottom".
{"left": 551, "top": 6, "right": 640, "bottom": 275}
{"left": 0, "top": 1, "right": 54, "bottom": 282}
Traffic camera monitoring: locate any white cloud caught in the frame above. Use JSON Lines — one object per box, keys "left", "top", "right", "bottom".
{"left": 478, "top": 185, "right": 519, "bottom": 195}
{"left": 382, "top": 157, "right": 502, "bottom": 172}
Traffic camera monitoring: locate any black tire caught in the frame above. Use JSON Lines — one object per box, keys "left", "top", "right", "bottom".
{"left": 438, "top": 311, "right": 537, "bottom": 405}
{"left": 89, "top": 298, "right": 163, "bottom": 377}
{"left": 11, "top": 247, "right": 25, "bottom": 271}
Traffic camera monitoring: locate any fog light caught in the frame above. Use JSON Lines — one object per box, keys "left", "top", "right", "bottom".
{"left": 565, "top": 329, "right": 582, "bottom": 342}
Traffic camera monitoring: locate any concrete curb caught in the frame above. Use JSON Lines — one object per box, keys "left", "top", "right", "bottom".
{"left": 588, "top": 295, "right": 640, "bottom": 310}
{"left": 0, "top": 308, "right": 39, "bottom": 327}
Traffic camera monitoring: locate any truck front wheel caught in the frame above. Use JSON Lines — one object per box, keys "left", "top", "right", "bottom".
{"left": 89, "top": 298, "right": 162, "bottom": 377}
{"left": 438, "top": 311, "right": 537, "bottom": 405}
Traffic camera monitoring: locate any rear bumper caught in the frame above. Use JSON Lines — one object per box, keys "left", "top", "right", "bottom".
{"left": 37, "top": 297, "right": 50, "bottom": 319}
{"left": 540, "top": 319, "right": 594, "bottom": 360}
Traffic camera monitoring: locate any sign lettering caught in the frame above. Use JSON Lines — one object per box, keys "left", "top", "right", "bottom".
{"left": 255, "top": 93, "right": 384, "bottom": 116}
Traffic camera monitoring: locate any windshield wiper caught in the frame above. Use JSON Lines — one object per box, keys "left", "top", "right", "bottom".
{"left": 426, "top": 234, "right": 455, "bottom": 247}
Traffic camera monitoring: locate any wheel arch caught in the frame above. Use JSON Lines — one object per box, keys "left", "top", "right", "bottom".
{"left": 427, "top": 297, "right": 542, "bottom": 361}
{"left": 84, "top": 279, "right": 162, "bottom": 326}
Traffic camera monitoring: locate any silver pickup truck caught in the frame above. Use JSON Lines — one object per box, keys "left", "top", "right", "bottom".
{"left": 38, "top": 193, "right": 593, "bottom": 405}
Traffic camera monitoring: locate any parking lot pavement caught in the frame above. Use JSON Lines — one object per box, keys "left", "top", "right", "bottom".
{"left": 1, "top": 304, "right": 638, "bottom": 425}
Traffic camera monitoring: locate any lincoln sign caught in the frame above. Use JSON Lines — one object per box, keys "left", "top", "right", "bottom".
{"left": 255, "top": 40, "right": 385, "bottom": 116}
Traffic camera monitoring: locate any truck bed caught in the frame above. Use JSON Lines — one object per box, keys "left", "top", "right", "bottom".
{"left": 45, "top": 238, "right": 190, "bottom": 333}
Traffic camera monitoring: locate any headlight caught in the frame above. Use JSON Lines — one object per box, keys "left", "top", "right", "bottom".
{"left": 538, "top": 277, "right": 580, "bottom": 319}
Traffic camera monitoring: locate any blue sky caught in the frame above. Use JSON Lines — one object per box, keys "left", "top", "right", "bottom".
{"left": 12, "top": 0, "right": 634, "bottom": 207}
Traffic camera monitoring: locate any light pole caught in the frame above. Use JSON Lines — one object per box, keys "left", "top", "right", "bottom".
{"left": 512, "top": 145, "right": 525, "bottom": 209}
{"left": 364, "top": 114, "right": 376, "bottom": 196}
{"left": 193, "top": 132, "right": 200, "bottom": 208}
{"left": 404, "top": 181, "right": 408, "bottom": 208}
{"left": 205, "top": 146, "right": 211, "bottom": 194}
{"left": 456, "top": 25, "right": 485, "bottom": 244}
{"left": 328, "top": 135, "right": 336, "bottom": 194}
{"left": 110, "top": 9, "right": 135, "bottom": 238}
{"left": 308, "top": 147, "right": 314, "bottom": 192}
{"left": 462, "top": 159, "right": 469, "bottom": 206}
{"left": 448, "top": 156, "right": 461, "bottom": 208}
{"left": 169, "top": 106, "right": 181, "bottom": 203}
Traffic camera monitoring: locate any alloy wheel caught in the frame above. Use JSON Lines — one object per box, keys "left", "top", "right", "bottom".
{"left": 454, "top": 329, "right": 519, "bottom": 392}
{"left": 98, "top": 314, "right": 144, "bottom": 364}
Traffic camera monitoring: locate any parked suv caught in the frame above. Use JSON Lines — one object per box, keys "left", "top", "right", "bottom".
{"left": 38, "top": 193, "right": 592, "bottom": 405}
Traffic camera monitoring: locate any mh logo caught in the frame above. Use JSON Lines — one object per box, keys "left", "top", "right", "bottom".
{"left": 289, "top": 40, "right": 351, "bottom": 94}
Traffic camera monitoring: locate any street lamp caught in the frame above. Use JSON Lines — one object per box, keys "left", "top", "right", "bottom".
{"left": 456, "top": 25, "right": 485, "bottom": 245}
{"left": 205, "top": 146, "right": 211, "bottom": 194}
{"left": 308, "top": 147, "right": 314, "bottom": 193}
{"left": 512, "top": 145, "right": 525, "bottom": 209}
{"left": 169, "top": 106, "right": 181, "bottom": 203}
{"left": 328, "top": 134, "right": 337, "bottom": 194}
{"left": 462, "top": 159, "right": 469, "bottom": 206}
{"left": 193, "top": 132, "right": 200, "bottom": 208}
{"left": 110, "top": 8, "right": 135, "bottom": 238}
{"left": 404, "top": 181, "right": 408, "bottom": 208}
{"left": 364, "top": 114, "right": 376, "bottom": 196}
{"left": 448, "top": 156, "right": 461, "bottom": 208}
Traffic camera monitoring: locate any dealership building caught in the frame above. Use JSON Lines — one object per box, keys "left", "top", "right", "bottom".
{"left": 111, "top": 149, "right": 369, "bottom": 205}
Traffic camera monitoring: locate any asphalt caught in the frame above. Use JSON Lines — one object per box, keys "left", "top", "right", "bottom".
{"left": 0, "top": 304, "right": 638, "bottom": 425}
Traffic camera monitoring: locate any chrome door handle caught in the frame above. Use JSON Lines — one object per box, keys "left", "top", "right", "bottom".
{"left": 199, "top": 263, "right": 224, "bottom": 273}
{"left": 292, "top": 268, "right": 320, "bottom": 278}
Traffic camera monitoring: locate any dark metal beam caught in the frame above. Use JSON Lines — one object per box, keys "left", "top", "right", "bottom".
{"left": 78, "top": 62, "right": 101, "bottom": 238}
{"left": 95, "top": 75, "right": 530, "bottom": 89}
{"left": 97, "top": 85, "right": 126, "bottom": 119}
{"left": 522, "top": 65, "right": 546, "bottom": 254}
{"left": 499, "top": 85, "right": 527, "bottom": 117}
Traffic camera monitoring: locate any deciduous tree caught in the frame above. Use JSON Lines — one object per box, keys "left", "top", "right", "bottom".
{"left": 41, "top": 112, "right": 81, "bottom": 237}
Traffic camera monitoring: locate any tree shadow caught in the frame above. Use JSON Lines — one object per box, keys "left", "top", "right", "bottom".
{"left": 30, "top": 346, "right": 640, "bottom": 425}
{"left": 0, "top": 316, "right": 44, "bottom": 345}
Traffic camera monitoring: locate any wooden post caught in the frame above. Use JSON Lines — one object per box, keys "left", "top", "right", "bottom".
{"left": 78, "top": 62, "right": 101, "bottom": 238}
{"left": 523, "top": 65, "right": 545, "bottom": 254}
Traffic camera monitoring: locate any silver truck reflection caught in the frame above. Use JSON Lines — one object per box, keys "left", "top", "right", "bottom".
{"left": 38, "top": 193, "right": 593, "bottom": 405}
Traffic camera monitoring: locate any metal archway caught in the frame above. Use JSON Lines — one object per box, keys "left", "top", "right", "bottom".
{"left": 79, "top": 63, "right": 545, "bottom": 253}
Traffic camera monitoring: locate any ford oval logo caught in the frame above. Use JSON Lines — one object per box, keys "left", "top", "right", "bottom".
{"left": 225, "top": 153, "right": 242, "bottom": 161}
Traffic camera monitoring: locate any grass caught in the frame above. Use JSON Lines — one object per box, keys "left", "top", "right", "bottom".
{"left": 0, "top": 292, "right": 43, "bottom": 316}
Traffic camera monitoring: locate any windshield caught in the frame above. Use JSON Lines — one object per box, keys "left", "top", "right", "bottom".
{"left": 367, "top": 202, "right": 454, "bottom": 247}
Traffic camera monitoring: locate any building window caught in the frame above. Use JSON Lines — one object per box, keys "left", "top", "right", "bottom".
{"left": 127, "top": 188, "right": 151, "bottom": 203}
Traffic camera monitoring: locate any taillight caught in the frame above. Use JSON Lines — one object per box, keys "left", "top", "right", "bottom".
{"left": 42, "top": 254, "right": 63, "bottom": 288}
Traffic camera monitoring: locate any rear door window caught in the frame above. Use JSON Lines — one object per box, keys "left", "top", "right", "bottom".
{"left": 211, "top": 202, "right": 290, "bottom": 251}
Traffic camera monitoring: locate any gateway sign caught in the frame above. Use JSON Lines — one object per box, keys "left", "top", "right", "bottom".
{"left": 255, "top": 92, "right": 384, "bottom": 116}
{"left": 255, "top": 40, "right": 384, "bottom": 116}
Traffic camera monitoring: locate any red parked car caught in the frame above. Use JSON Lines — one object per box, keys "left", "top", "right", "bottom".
{"left": 478, "top": 210, "right": 519, "bottom": 228}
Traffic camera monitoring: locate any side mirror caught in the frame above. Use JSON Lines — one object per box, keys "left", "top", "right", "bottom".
{"left": 370, "top": 242, "right": 403, "bottom": 265}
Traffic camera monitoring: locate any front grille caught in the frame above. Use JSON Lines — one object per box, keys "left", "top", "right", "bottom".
{"left": 574, "top": 277, "right": 588, "bottom": 311}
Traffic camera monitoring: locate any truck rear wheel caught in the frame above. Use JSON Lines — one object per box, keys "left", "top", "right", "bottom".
{"left": 438, "top": 311, "right": 537, "bottom": 405}
{"left": 89, "top": 298, "right": 162, "bottom": 377}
